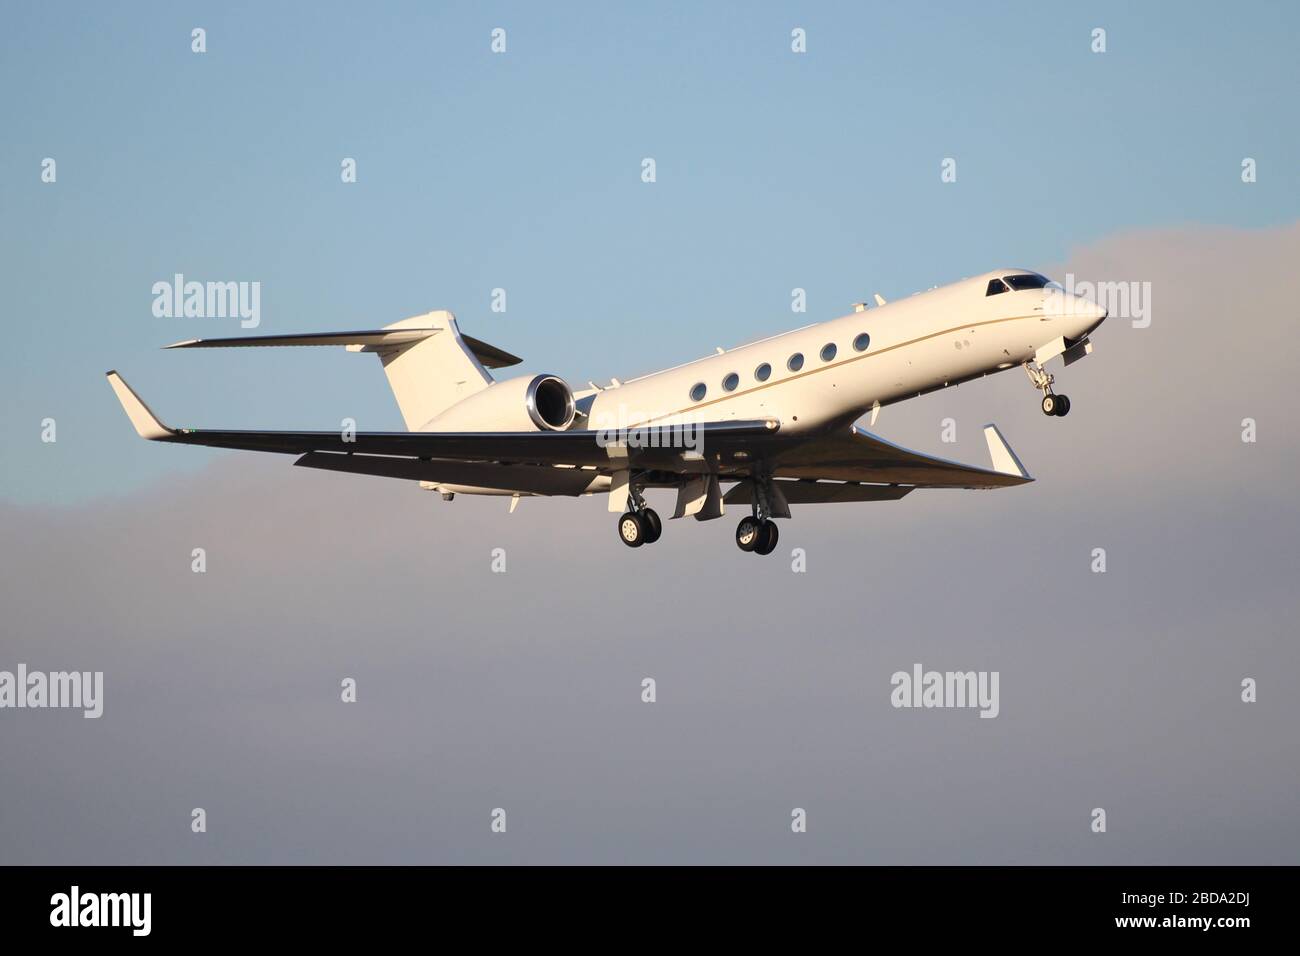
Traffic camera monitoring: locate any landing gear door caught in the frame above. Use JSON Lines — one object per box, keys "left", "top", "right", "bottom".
{"left": 1062, "top": 338, "right": 1094, "bottom": 367}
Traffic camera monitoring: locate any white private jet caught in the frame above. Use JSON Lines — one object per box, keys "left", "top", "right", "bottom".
{"left": 107, "top": 269, "right": 1106, "bottom": 555}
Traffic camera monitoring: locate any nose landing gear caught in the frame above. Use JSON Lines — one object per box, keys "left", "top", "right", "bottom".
{"left": 1025, "top": 361, "right": 1071, "bottom": 417}
{"left": 1040, "top": 393, "right": 1071, "bottom": 417}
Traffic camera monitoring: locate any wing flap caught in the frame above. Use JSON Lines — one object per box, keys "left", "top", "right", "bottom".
{"left": 295, "top": 453, "right": 599, "bottom": 495}
{"left": 724, "top": 479, "right": 914, "bottom": 505}
{"left": 764, "top": 425, "right": 1031, "bottom": 488}
{"left": 158, "top": 422, "right": 775, "bottom": 468}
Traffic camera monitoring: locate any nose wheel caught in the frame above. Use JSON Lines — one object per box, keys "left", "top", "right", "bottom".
{"left": 1041, "top": 393, "right": 1071, "bottom": 417}
{"left": 1026, "top": 361, "right": 1071, "bottom": 417}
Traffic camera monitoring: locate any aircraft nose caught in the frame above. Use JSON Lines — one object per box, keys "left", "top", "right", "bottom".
{"left": 1078, "top": 299, "right": 1108, "bottom": 337}
{"left": 1045, "top": 290, "right": 1106, "bottom": 338}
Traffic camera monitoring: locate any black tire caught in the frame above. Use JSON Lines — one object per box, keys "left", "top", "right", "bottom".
{"left": 754, "top": 519, "right": 780, "bottom": 556}
{"left": 618, "top": 512, "right": 646, "bottom": 548}
{"left": 735, "top": 516, "right": 760, "bottom": 552}
{"left": 1041, "top": 394, "right": 1057, "bottom": 416}
{"left": 1054, "top": 394, "right": 1071, "bottom": 417}
{"left": 641, "top": 508, "right": 662, "bottom": 543}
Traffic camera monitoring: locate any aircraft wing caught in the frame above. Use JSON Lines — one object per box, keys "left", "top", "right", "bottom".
{"left": 105, "top": 371, "right": 778, "bottom": 468}
{"left": 107, "top": 372, "right": 1028, "bottom": 494}
{"left": 759, "top": 424, "right": 1032, "bottom": 489}
{"left": 721, "top": 424, "right": 1030, "bottom": 509}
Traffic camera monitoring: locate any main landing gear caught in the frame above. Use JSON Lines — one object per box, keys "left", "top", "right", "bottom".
{"left": 617, "top": 508, "right": 662, "bottom": 548}
{"left": 735, "top": 515, "right": 779, "bottom": 555}
{"left": 1025, "top": 361, "right": 1071, "bottom": 417}
{"left": 734, "top": 476, "right": 781, "bottom": 556}
{"left": 616, "top": 477, "right": 662, "bottom": 548}
{"left": 614, "top": 474, "right": 783, "bottom": 556}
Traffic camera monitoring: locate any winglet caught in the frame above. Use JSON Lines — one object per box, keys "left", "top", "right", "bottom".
{"left": 105, "top": 371, "right": 174, "bottom": 440}
{"left": 983, "top": 424, "right": 1031, "bottom": 479}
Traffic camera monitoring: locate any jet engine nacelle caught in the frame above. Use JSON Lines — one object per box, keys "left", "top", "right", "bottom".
{"left": 423, "top": 373, "right": 576, "bottom": 432}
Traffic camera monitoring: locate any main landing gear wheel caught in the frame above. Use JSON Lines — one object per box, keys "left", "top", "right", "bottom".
{"left": 618, "top": 512, "right": 647, "bottom": 548}
{"left": 618, "top": 509, "right": 662, "bottom": 548}
{"left": 735, "top": 516, "right": 760, "bottom": 552}
{"left": 737, "top": 517, "right": 780, "bottom": 555}
{"left": 1041, "top": 394, "right": 1058, "bottom": 416}
{"left": 641, "top": 508, "right": 662, "bottom": 543}
{"left": 754, "top": 519, "right": 779, "bottom": 556}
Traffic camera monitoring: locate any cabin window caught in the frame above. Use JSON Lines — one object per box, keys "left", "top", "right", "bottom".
{"left": 754, "top": 362, "right": 772, "bottom": 382}
{"left": 787, "top": 352, "right": 804, "bottom": 372}
{"left": 690, "top": 382, "right": 707, "bottom": 402}
{"left": 820, "top": 342, "right": 837, "bottom": 362}
{"left": 853, "top": 332, "right": 871, "bottom": 352}
{"left": 986, "top": 278, "right": 1008, "bottom": 296}
{"left": 722, "top": 372, "right": 739, "bottom": 392}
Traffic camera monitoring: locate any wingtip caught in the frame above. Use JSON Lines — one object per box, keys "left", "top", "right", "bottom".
{"left": 982, "top": 424, "right": 1032, "bottom": 480}
{"left": 106, "top": 371, "right": 174, "bottom": 440}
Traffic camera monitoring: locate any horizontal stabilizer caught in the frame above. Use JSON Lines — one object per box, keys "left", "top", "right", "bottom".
{"left": 164, "top": 328, "right": 521, "bottom": 369}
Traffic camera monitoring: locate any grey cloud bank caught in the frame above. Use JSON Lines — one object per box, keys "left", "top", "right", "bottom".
{"left": 1, "top": 223, "right": 1298, "bottom": 864}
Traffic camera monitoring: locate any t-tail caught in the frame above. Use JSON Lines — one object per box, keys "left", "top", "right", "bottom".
{"left": 163, "top": 311, "right": 523, "bottom": 430}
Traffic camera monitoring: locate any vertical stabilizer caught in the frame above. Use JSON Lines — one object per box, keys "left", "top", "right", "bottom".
{"left": 369, "top": 312, "right": 493, "bottom": 430}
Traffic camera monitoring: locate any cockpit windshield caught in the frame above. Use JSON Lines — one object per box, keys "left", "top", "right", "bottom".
{"left": 1002, "top": 273, "right": 1050, "bottom": 291}
{"left": 987, "top": 272, "right": 1063, "bottom": 296}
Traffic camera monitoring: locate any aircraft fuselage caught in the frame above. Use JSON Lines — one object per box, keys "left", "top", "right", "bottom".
{"left": 585, "top": 269, "right": 1107, "bottom": 436}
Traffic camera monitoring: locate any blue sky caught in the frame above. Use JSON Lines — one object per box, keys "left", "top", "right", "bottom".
{"left": 3, "top": 0, "right": 1297, "bottom": 503}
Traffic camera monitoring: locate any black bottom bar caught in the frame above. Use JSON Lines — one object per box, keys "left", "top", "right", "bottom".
{"left": 0, "top": 866, "right": 1285, "bottom": 941}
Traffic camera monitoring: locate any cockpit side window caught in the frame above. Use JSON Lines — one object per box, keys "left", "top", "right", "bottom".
{"left": 986, "top": 278, "right": 1008, "bottom": 296}
{"left": 1003, "top": 273, "right": 1050, "bottom": 291}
